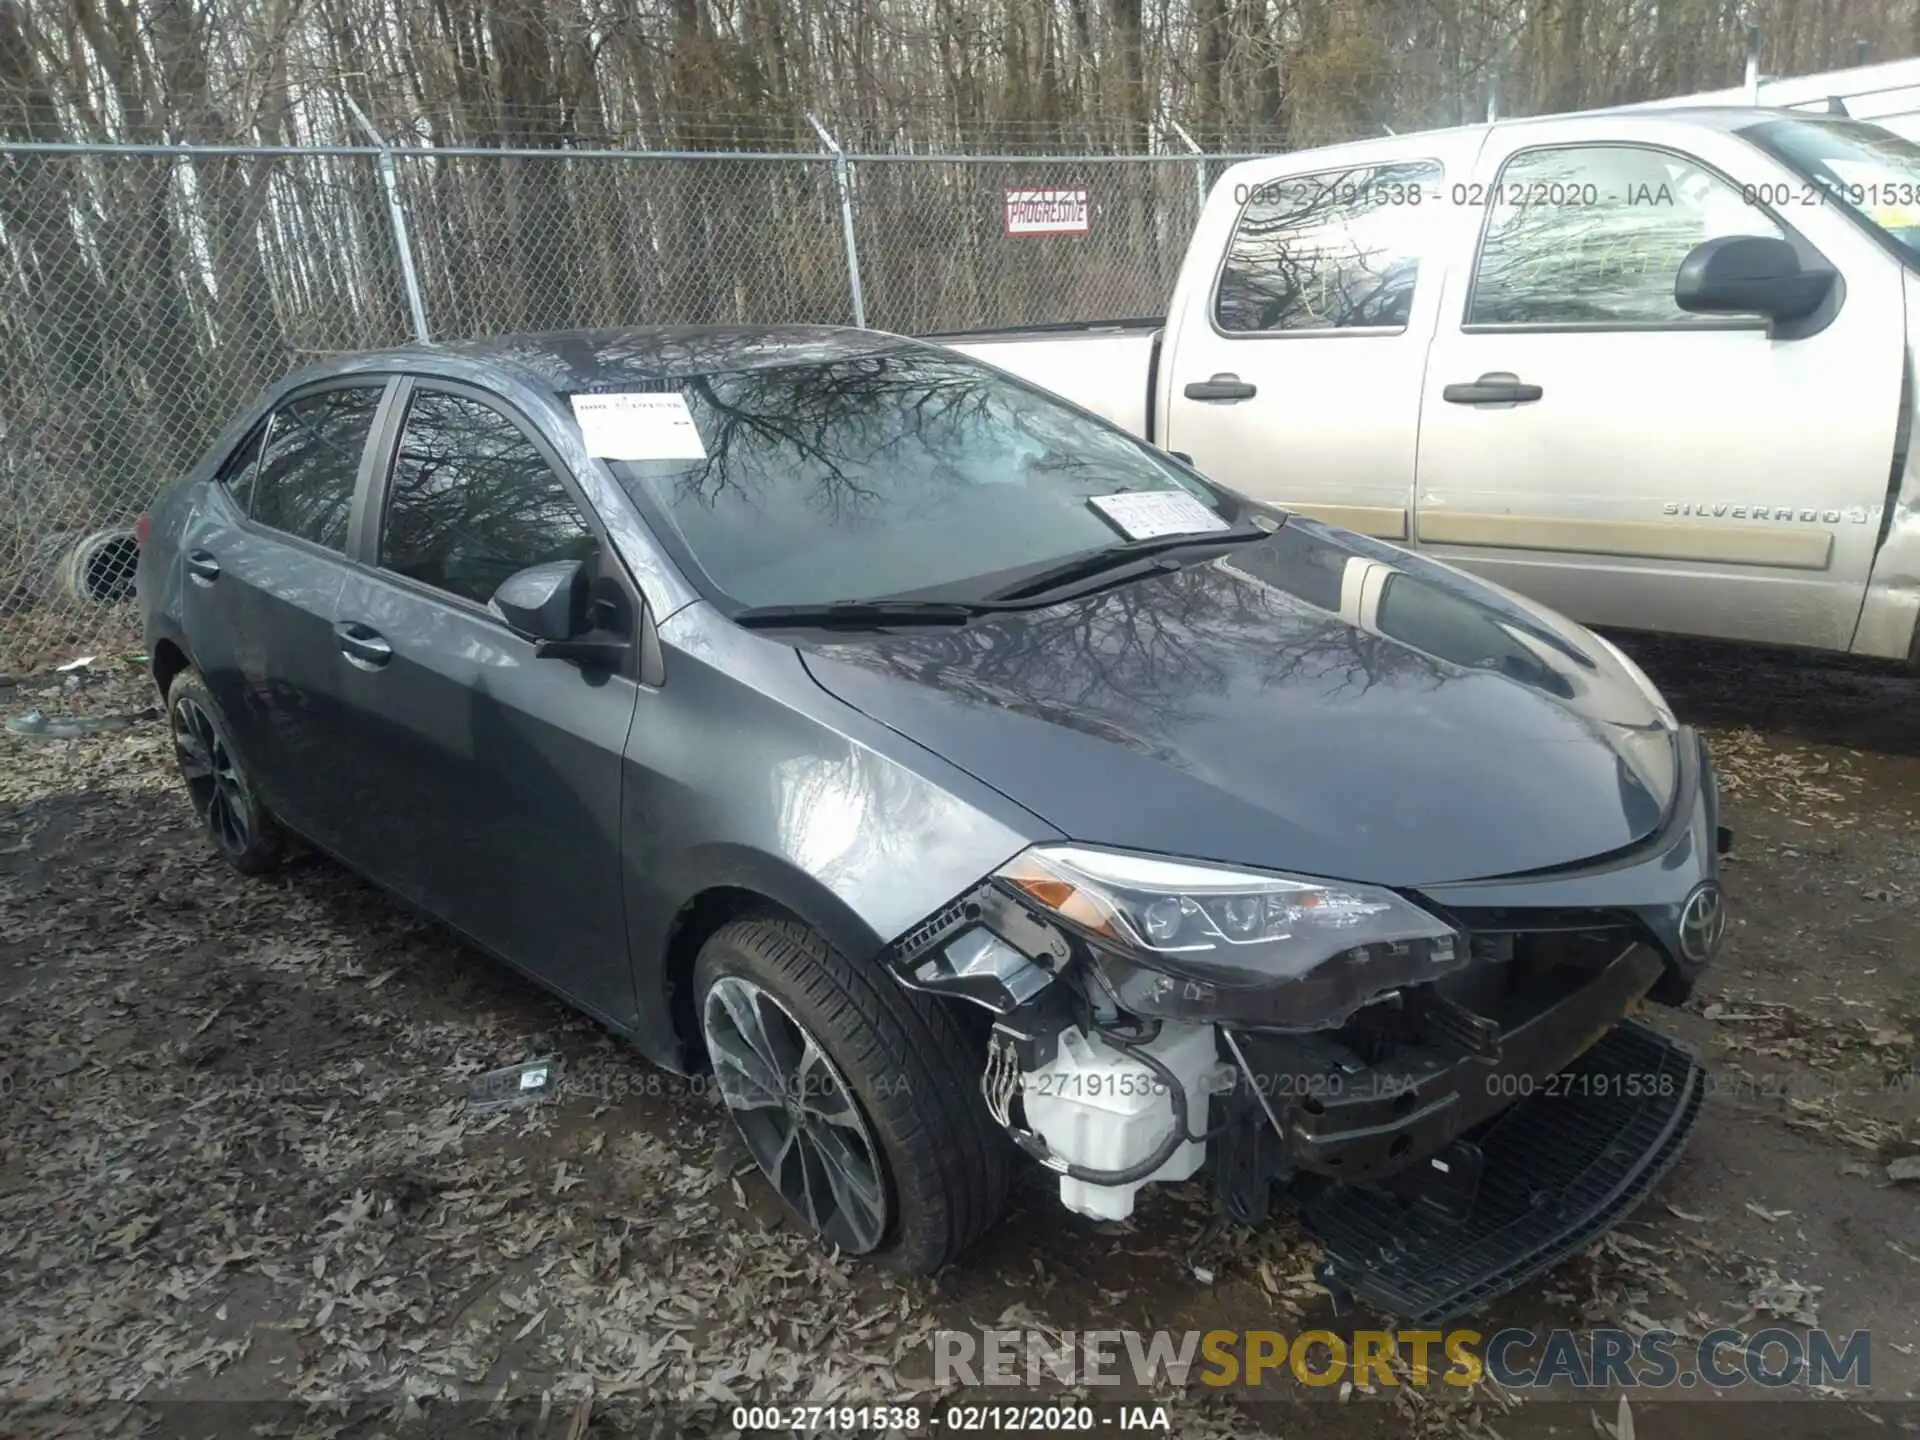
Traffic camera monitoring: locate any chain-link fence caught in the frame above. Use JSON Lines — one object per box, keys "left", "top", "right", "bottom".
{"left": 0, "top": 145, "right": 417, "bottom": 670}
{"left": 0, "top": 139, "right": 1255, "bottom": 670}
{"left": 383, "top": 153, "right": 857, "bottom": 338}
{"left": 851, "top": 157, "right": 1212, "bottom": 332}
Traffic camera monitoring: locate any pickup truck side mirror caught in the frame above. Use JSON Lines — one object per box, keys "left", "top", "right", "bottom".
{"left": 492, "top": 559, "right": 629, "bottom": 665}
{"left": 1674, "top": 235, "right": 1836, "bottom": 325}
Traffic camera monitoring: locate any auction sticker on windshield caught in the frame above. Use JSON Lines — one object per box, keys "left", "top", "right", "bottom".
{"left": 570, "top": 391, "right": 708, "bottom": 461}
{"left": 1089, "top": 490, "right": 1230, "bottom": 541}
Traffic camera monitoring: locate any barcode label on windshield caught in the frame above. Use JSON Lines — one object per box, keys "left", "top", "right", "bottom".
{"left": 1088, "top": 490, "right": 1229, "bottom": 541}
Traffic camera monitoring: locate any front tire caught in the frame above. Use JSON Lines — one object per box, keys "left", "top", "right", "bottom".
{"left": 696, "top": 916, "right": 1009, "bottom": 1273}
{"left": 166, "top": 668, "right": 283, "bottom": 875}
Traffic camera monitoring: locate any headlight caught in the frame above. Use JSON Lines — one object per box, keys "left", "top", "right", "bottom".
{"left": 994, "top": 845, "right": 1464, "bottom": 1030}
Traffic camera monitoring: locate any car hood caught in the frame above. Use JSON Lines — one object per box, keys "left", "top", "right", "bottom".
{"left": 796, "top": 519, "right": 1681, "bottom": 887}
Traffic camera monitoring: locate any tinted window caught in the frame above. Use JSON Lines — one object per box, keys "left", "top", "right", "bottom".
{"left": 1467, "top": 146, "right": 1785, "bottom": 326}
{"left": 608, "top": 351, "right": 1227, "bottom": 609}
{"left": 1215, "top": 162, "right": 1440, "bottom": 332}
{"left": 214, "top": 420, "right": 267, "bottom": 515}
{"left": 381, "top": 390, "right": 597, "bottom": 605}
{"left": 252, "top": 387, "right": 382, "bottom": 550}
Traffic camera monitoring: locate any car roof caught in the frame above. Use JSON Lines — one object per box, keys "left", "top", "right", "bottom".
{"left": 1588, "top": 104, "right": 1848, "bottom": 131}
{"left": 311, "top": 325, "right": 917, "bottom": 397}
{"left": 1226, "top": 104, "right": 1864, "bottom": 169}
{"left": 1213, "top": 104, "right": 1840, "bottom": 179}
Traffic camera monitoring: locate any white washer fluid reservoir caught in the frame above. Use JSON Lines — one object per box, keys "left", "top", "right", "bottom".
{"left": 1020, "top": 1021, "right": 1223, "bottom": 1222}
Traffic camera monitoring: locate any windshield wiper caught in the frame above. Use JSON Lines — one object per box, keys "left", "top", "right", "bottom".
{"left": 731, "top": 599, "right": 984, "bottom": 629}
{"left": 981, "top": 524, "right": 1270, "bottom": 603}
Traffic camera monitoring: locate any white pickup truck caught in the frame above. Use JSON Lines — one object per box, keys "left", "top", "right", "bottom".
{"left": 938, "top": 106, "right": 1920, "bottom": 662}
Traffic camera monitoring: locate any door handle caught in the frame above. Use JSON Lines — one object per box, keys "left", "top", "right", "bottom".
{"left": 334, "top": 622, "right": 393, "bottom": 670}
{"left": 1442, "top": 372, "right": 1544, "bottom": 405}
{"left": 1184, "top": 374, "right": 1258, "bottom": 402}
{"left": 186, "top": 550, "right": 220, "bottom": 584}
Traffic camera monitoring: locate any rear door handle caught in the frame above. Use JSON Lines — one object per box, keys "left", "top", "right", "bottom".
{"left": 186, "top": 550, "right": 220, "bottom": 584}
{"left": 1184, "top": 374, "right": 1258, "bottom": 402}
{"left": 1442, "top": 372, "right": 1544, "bottom": 405}
{"left": 334, "top": 622, "right": 393, "bottom": 670}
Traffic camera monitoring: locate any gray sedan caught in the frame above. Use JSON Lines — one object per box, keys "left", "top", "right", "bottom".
{"left": 138, "top": 327, "right": 1723, "bottom": 1319}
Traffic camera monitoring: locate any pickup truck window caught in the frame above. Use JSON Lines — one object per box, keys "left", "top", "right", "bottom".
{"left": 1742, "top": 116, "right": 1920, "bottom": 266}
{"left": 1215, "top": 160, "right": 1441, "bottom": 334}
{"left": 1467, "top": 145, "right": 1784, "bottom": 328}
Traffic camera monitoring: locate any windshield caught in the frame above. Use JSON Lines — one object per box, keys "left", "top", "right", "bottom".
{"left": 1743, "top": 115, "right": 1920, "bottom": 263}
{"left": 595, "top": 350, "right": 1231, "bottom": 609}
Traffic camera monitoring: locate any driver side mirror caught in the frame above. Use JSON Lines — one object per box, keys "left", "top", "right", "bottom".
{"left": 1674, "top": 235, "right": 1836, "bottom": 325}
{"left": 492, "top": 560, "right": 627, "bottom": 665}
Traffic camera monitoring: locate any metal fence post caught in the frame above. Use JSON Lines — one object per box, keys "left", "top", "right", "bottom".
{"left": 1744, "top": 25, "right": 1764, "bottom": 105}
{"left": 807, "top": 115, "right": 867, "bottom": 329}
{"left": 1167, "top": 122, "right": 1208, "bottom": 219}
{"left": 344, "top": 96, "right": 430, "bottom": 342}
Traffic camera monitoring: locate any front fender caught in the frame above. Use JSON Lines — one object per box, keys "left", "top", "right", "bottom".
{"left": 1855, "top": 503, "right": 1920, "bottom": 663}
{"left": 619, "top": 604, "right": 1056, "bottom": 1069}
{"left": 655, "top": 841, "right": 894, "bottom": 973}
{"left": 632, "top": 844, "right": 900, "bottom": 1072}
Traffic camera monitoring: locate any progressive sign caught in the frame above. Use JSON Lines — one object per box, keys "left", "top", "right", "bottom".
{"left": 1004, "top": 188, "right": 1090, "bottom": 235}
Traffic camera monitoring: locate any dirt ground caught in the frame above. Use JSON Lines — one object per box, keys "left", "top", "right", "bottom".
{"left": 2, "top": 633, "right": 1917, "bottom": 1440}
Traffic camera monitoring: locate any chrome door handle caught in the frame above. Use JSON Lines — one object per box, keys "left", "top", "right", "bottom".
{"left": 335, "top": 622, "right": 392, "bottom": 670}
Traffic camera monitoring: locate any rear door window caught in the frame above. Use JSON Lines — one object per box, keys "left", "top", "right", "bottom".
{"left": 379, "top": 389, "right": 598, "bottom": 606}
{"left": 1215, "top": 161, "right": 1441, "bottom": 333}
{"left": 251, "top": 386, "right": 384, "bottom": 551}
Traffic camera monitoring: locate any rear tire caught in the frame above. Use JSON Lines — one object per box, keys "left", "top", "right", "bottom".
{"left": 166, "top": 667, "right": 283, "bottom": 875}
{"left": 696, "top": 915, "right": 1010, "bottom": 1273}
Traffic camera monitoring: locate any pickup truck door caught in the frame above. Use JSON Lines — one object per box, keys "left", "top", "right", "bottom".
{"left": 1160, "top": 139, "right": 1481, "bottom": 542}
{"left": 1411, "top": 118, "right": 1905, "bottom": 651}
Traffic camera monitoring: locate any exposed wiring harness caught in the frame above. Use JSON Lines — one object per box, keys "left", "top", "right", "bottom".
{"left": 1095, "top": 1013, "right": 1226, "bottom": 1144}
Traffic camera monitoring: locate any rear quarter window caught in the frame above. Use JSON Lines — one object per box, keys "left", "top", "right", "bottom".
{"left": 213, "top": 420, "right": 268, "bottom": 514}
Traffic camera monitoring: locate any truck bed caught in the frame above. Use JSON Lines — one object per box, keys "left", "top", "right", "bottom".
{"left": 923, "top": 319, "right": 1164, "bottom": 440}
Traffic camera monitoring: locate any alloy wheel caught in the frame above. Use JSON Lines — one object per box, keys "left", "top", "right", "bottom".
{"left": 171, "top": 694, "right": 250, "bottom": 856}
{"left": 701, "top": 974, "right": 889, "bottom": 1254}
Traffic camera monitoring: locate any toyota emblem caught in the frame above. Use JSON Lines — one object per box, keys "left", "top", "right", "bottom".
{"left": 1678, "top": 881, "right": 1727, "bottom": 964}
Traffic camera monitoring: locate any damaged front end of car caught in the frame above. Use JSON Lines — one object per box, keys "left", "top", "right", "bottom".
{"left": 885, "top": 732, "right": 1729, "bottom": 1325}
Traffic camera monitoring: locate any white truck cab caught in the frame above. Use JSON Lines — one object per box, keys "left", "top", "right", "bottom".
{"left": 942, "top": 107, "right": 1920, "bottom": 662}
